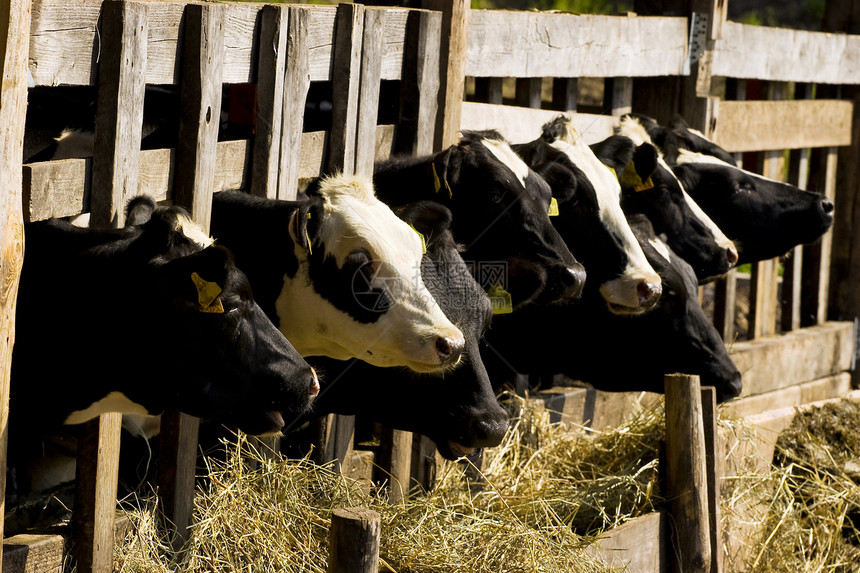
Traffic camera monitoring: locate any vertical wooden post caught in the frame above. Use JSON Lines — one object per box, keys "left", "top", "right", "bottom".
{"left": 74, "top": 3, "right": 147, "bottom": 570}
{"left": 159, "top": 2, "right": 225, "bottom": 549}
{"left": 327, "top": 507, "right": 381, "bottom": 573}
{"left": 515, "top": 77, "right": 542, "bottom": 109}
{"left": 0, "top": 0, "right": 31, "bottom": 567}
{"left": 552, "top": 78, "right": 577, "bottom": 111}
{"left": 328, "top": 3, "right": 365, "bottom": 176}
{"left": 397, "top": 9, "right": 442, "bottom": 156}
{"left": 71, "top": 414, "right": 123, "bottom": 573}
{"left": 278, "top": 6, "right": 311, "bottom": 200}
{"left": 251, "top": 4, "right": 289, "bottom": 199}
{"left": 474, "top": 77, "right": 503, "bottom": 105}
{"left": 90, "top": 0, "right": 148, "bottom": 230}
{"left": 700, "top": 386, "right": 724, "bottom": 573}
{"left": 605, "top": 77, "right": 633, "bottom": 117}
{"left": 377, "top": 427, "right": 413, "bottom": 503}
{"left": 664, "top": 373, "right": 711, "bottom": 573}
{"left": 421, "top": 0, "right": 469, "bottom": 149}
{"left": 354, "top": 7, "right": 385, "bottom": 177}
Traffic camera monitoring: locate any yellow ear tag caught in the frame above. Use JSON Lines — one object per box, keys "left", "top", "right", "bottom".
{"left": 191, "top": 272, "right": 224, "bottom": 313}
{"left": 606, "top": 165, "right": 617, "bottom": 179}
{"left": 547, "top": 197, "right": 559, "bottom": 217}
{"left": 305, "top": 212, "right": 313, "bottom": 255}
{"left": 487, "top": 284, "right": 513, "bottom": 315}
{"left": 431, "top": 163, "right": 452, "bottom": 199}
{"left": 409, "top": 223, "right": 427, "bottom": 254}
{"left": 620, "top": 161, "right": 655, "bottom": 192}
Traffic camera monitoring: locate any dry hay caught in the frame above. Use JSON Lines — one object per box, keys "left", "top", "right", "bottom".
{"left": 115, "top": 394, "right": 665, "bottom": 572}
{"left": 720, "top": 399, "right": 860, "bottom": 572}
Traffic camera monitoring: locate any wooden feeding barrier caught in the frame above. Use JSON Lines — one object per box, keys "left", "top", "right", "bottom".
{"left": 2, "top": 0, "right": 860, "bottom": 570}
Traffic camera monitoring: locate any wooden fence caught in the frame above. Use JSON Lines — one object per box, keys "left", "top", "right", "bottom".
{"left": 1, "top": 0, "right": 859, "bottom": 571}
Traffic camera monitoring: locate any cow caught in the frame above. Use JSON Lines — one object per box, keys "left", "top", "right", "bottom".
{"left": 512, "top": 115, "right": 663, "bottom": 314}
{"left": 210, "top": 173, "right": 465, "bottom": 373}
{"left": 372, "top": 130, "right": 586, "bottom": 311}
{"left": 10, "top": 198, "right": 319, "bottom": 467}
{"left": 631, "top": 113, "right": 834, "bottom": 264}
{"left": 603, "top": 115, "right": 739, "bottom": 283}
{"left": 301, "top": 201, "right": 509, "bottom": 461}
{"left": 481, "top": 212, "right": 743, "bottom": 403}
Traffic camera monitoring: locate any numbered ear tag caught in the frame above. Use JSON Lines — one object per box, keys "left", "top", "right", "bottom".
{"left": 487, "top": 284, "right": 513, "bottom": 315}
{"left": 547, "top": 197, "right": 559, "bottom": 217}
{"left": 191, "top": 272, "right": 224, "bottom": 313}
{"left": 620, "top": 161, "right": 655, "bottom": 192}
{"left": 409, "top": 223, "right": 427, "bottom": 254}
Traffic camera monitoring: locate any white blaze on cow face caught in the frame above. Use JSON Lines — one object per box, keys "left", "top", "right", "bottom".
{"left": 481, "top": 138, "right": 530, "bottom": 188}
{"left": 548, "top": 119, "right": 661, "bottom": 314}
{"left": 277, "top": 173, "right": 465, "bottom": 373}
{"left": 618, "top": 116, "right": 737, "bottom": 256}
{"left": 65, "top": 391, "right": 151, "bottom": 425}
{"left": 649, "top": 237, "right": 673, "bottom": 263}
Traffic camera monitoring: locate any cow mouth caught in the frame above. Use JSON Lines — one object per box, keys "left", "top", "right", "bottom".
{"left": 257, "top": 410, "right": 286, "bottom": 436}
{"left": 445, "top": 440, "right": 479, "bottom": 459}
{"left": 606, "top": 302, "right": 650, "bottom": 316}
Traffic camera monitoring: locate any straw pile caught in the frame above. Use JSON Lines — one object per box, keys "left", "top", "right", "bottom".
{"left": 115, "top": 393, "right": 665, "bottom": 572}
{"left": 720, "top": 399, "right": 860, "bottom": 572}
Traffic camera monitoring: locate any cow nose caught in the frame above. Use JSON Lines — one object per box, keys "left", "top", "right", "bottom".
{"left": 308, "top": 368, "right": 320, "bottom": 398}
{"left": 436, "top": 333, "right": 465, "bottom": 365}
{"left": 467, "top": 411, "right": 510, "bottom": 448}
{"left": 559, "top": 265, "right": 586, "bottom": 299}
{"left": 821, "top": 196, "right": 835, "bottom": 216}
{"left": 726, "top": 245, "right": 739, "bottom": 267}
{"left": 637, "top": 280, "right": 662, "bottom": 309}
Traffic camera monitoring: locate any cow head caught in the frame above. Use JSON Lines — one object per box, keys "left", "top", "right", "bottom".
{"left": 307, "top": 201, "right": 509, "bottom": 461}
{"left": 608, "top": 115, "right": 739, "bottom": 283}
{"left": 533, "top": 115, "right": 662, "bottom": 314}
{"left": 670, "top": 149, "right": 834, "bottom": 264}
{"left": 429, "top": 130, "right": 586, "bottom": 309}
{"left": 17, "top": 197, "right": 319, "bottom": 436}
{"left": 280, "top": 174, "right": 465, "bottom": 372}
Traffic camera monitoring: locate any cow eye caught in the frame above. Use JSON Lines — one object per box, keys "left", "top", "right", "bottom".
{"left": 490, "top": 191, "right": 503, "bottom": 204}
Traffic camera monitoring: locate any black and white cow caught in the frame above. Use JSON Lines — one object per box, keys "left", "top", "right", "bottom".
{"left": 482, "top": 212, "right": 743, "bottom": 403}
{"left": 602, "top": 115, "right": 739, "bottom": 283}
{"left": 632, "top": 113, "right": 834, "bottom": 264}
{"left": 210, "top": 173, "right": 465, "bottom": 372}
{"left": 302, "top": 201, "right": 509, "bottom": 460}
{"left": 11, "top": 197, "right": 319, "bottom": 439}
{"left": 372, "top": 130, "right": 586, "bottom": 311}
{"left": 512, "top": 116, "right": 663, "bottom": 314}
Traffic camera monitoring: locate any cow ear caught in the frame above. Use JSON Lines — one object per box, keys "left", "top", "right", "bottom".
{"left": 125, "top": 195, "right": 157, "bottom": 226}
{"left": 431, "top": 146, "right": 457, "bottom": 199}
{"left": 620, "top": 143, "right": 658, "bottom": 192}
{"left": 396, "top": 201, "right": 453, "bottom": 239}
{"left": 289, "top": 197, "right": 323, "bottom": 254}
{"left": 160, "top": 245, "right": 233, "bottom": 311}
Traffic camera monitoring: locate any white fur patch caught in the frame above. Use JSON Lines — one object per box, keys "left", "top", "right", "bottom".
{"left": 65, "top": 391, "right": 151, "bottom": 425}
{"left": 52, "top": 128, "right": 95, "bottom": 160}
{"left": 649, "top": 237, "right": 672, "bottom": 262}
{"left": 175, "top": 212, "right": 215, "bottom": 248}
{"left": 481, "top": 138, "right": 529, "bottom": 188}
{"left": 548, "top": 118, "right": 660, "bottom": 305}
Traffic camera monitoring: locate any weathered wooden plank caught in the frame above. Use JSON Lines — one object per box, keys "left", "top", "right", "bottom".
{"left": 3, "top": 533, "right": 65, "bottom": 573}
{"left": 664, "top": 374, "right": 710, "bottom": 573}
{"left": 355, "top": 7, "right": 385, "bottom": 177}
{"left": 730, "top": 320, "right": 855, "bottom": 397}
{"left": 250, "top": 5, "right": 288, "bottom": 199}
{"left": 552, "top": 78, "right": 577, "bottom": 112}
{"left": 713, "top": 100, "right": 853, "bottom": 152}
{"left": 712, "top": 21, "right": 860, "bottom": 85}
{"left": 376, "top": 428, "right": 413, "bottom": 503}
{"left": 701, "top": 387, "right": 724, "bottom": 573}
{"left": 378, "top": 7, "right": 408, "bottom": 81}
{"left": 607, "top": 76, "right": 633, "bottom": 117}
{"left": 722, "top": 372, "right": 851, "bottom": 419}
{"left": 70, "top": 414, "right": 122, "bottom": 573}
{"left": 1, "top": 0, "right": 31, "bottom": 561}
{"left": 395, "top": 9, "right": 440, "bottom": 156}
{"left": 157, "top": 411, "right": 200, "bottom": 549}
{"left": 474, "top": 77, "right": 503, "bottom": 105}
{"left": 460, "top": 101, "right": 617, "bottom": 145}
{"left": 422, "top": 0, "right": 468, "bottom": 149}
{"left": 27, "top": 1, "right": 339, "bottom": 87}
{"left": 89, "top": 0, "right": 147, "bottom": 230}
{"left": 515, "top": 77, "right": 541, "bottom": 109}
{"left": 585, "top": 511, "right": 665, "bottom": 571}
{"left": 466, "top": 10, "right": 688, "bottom": 78}
{"left": 278, "top": 6, "right": 312, "bottom": 200}
{"left": 327, "top": 3, "right": 364, "bottom": 175}
{"left": 173, "top": 2, "right": 224, "bottom": 232}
